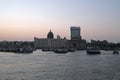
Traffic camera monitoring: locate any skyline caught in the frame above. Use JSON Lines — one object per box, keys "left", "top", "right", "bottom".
{"left": 0, "top": 0, "right": 120, "bottom": 42}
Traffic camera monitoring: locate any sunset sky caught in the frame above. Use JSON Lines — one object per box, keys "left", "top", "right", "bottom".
{"left": 0, "top": 0, "right": 120, "bottom": 42}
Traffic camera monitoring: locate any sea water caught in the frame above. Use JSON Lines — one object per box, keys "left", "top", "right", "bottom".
{"left": 0, "top": 50, "right": 120, "bottom": 80}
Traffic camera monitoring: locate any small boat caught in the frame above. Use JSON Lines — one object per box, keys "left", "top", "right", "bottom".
{"left": 86, "top": 48, "right": 101, "bottom": 54}
{"left": 13, "top": 47, "right": 33, "bottom": 53}
{"left": 68, "top": 48, "right": 75, "bottom": 52}
{"left": 42, "top": 48, "right": 49, "bottom": 51}
{"left": 42, "top": 48, "right": 54, "bottom": 51}
{"left": 54, "top": 49, "right": 68, "bottom": 53}
{"left": 113, "top": 50, "right": 119, "bottom": 54}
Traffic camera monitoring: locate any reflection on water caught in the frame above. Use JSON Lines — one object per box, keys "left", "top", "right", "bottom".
{"left": 0, "top": 50, "right": 120, "bottom": 80}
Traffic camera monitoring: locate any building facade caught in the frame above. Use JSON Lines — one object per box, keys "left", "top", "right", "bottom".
{"left": 69, "top": 26, "right": 86, "bottom": 50}
{"left": 68, "top": 39, "right": 86, "bottom": 50}
{"left": 34, "top": 30, "right": 68, "bottom": 49}
{"left": 34, "top": 27, "right": 86, "bottom": 50}
{"left": 34, "top": 38, "right": 68, "bottom": 49}
{"left": 70, "top": 26, "right": 81, "bottom": 40}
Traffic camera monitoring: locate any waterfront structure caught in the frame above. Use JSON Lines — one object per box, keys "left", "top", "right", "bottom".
{"left": 34, "top": 30, "right": 68, "bottom": 49}
{"left": 0, "top": 41, "right": 34, "bottom": 53}
{"left": 34, "top": 38, "right": 68, "bottom": 49}
{"left": 70, "top": 26, "right": 81, "bottom": 40}
{"left": 69, "top": 26, "right": 86, "bottom": 50}
{"left": 68, "top": 39, "right": 86, "bottom": 50}
{"left": 34, "top": 27, "right": 86, "bottom": 50}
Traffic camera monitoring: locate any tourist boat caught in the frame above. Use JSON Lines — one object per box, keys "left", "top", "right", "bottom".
{"left": 113, "top": 50, "right": 119, "bottom": 54}
{"left": 54, "top": 49, "right": 68, "bottom": 53}
{"left": 86, "top": 48, "right": 101, "bottom": 54}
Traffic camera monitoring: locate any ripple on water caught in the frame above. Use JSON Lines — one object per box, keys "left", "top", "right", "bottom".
{"left": 0, "top": 50, "right": 120, "bottom": 80}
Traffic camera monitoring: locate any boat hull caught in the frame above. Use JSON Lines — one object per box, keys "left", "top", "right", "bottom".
{"left": 86, "top": 50, "right": 101, "bottom": 54}
{"left": 54, "top": 49, "right": 68, "bottom": 54}
{"left": 113, "top": 51, "right": 119, "bottom": 54}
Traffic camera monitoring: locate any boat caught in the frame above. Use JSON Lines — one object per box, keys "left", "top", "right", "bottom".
{"left": 13, "top": 47, "right": 33, "bottom": 53}
{"left": 54, "top": 49, "right": 68, "bottom": 53}
{"left": 68, "top": 48, "right": 75, "bottom": 52}
{"left": 42, "top": 48, "right": 54, "bottom": 51}
{"left": 86, "top": 48, "right": 101, "bottom": 54}
{"left": 113, "top": 50, "right": 119, "bottom": 54}
{"left": 42, "top": 48, "right": 49, "bottom": 51}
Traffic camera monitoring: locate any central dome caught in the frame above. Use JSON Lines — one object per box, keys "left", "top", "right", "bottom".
{"left": 47, "top": 30, "right": 54, "bottom": 39}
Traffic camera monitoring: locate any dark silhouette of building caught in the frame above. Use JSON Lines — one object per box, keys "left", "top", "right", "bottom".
{"left": 70, "top": 26, "right": 81, "bottom": 40}
{"left": 69, "top": 26, "right": 86, "bottom": 50}
{"left": 34, "top": 30, "right": 68, "bottom": 49}
{"left": 47, "top": 30, "right": 54, "bottom": 39}
{"left": 34, "top": 27, "right": 86, "bottom": 50}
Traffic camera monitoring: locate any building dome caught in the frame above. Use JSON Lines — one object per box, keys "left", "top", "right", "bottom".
{"left": 47, "top": 30, "right": 54, "bottom": 39}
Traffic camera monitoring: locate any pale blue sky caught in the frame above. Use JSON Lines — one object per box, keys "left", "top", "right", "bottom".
{"left": 0, "top": 0, "right": 120, "bottom": 42}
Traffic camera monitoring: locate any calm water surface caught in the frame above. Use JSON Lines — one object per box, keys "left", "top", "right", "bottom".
{"left": 0, "top": 50, "right": 120, "bottom": 80}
